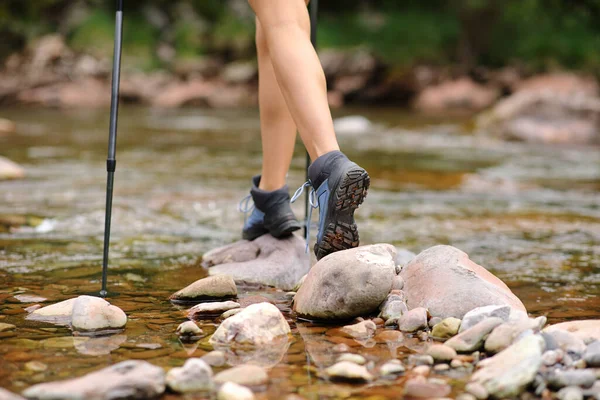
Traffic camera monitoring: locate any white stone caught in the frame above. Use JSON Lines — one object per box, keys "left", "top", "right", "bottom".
{"left": 217, "top": 382, "right": 255, "bottom": 400}
{"left": 71, "top": 295, "right": 127, "bottom": 332}
{"left": 166, "top": 358, "right": 213, "bottom": 393}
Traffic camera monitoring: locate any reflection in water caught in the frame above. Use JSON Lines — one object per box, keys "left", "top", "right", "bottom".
{"left": 0, "top": 106, "right": 598, "bottom": 397}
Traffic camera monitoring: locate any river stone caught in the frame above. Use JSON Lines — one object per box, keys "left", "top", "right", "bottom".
{"left": 398, "top": 307, "right": 428, "bottom": 332}
{"left": 22, "top": 360, "right": 165, "bottom": 400}
{"left": 188, "top": 301, "right": 240, "bottom": 319}
{"left": 558, "top": 387, "right": 584, "bottom": 400}
{"left": 543, "top": 329, "right": 587, "bottom": 355}
{"left": 459, "top": 305, "right": 511, "bottom": 333}
{"left": 544, "top": 320, "right": 600, "bottom": 342}
{"left": 0, "top": 323, "right": 16, "bottom": 331}
{"left": 201, "top": 350, "right": 227, "bottom": 367}
{"left": 431, "top": 317, "right": 461, "bottom": 340}
{"left": 408, "top": 355, "right": 434, "bottom": 366}
{"left": 0, "top": 156, "right": 25, "bottom": 180}
{"left": 404, "top": 377, "right": 451, "bottom": 398}
{"left": 209, "top": 302, "right": 290, "bottom": 346}
{"left": 71, "top": 295, "right": 127, "bottom": 333}
{"left": 293, "top": 244, "right": 396, "bottom": 320}
{"left": 26, "top": 298, "right": 77, "bottom": 325}
{"left": 217, "top": 382, "right": 255, "bottom": 400}
{"left": 213, "top": 365, "right": 268, "bottom": 387}
{"left": 379, "top": 360, "right": 405, "bottom": 376}
{"left": 339, "top": 320, "right": 376, "bottom": 340}
{"left": 176, "top": 321, "right": 203, "bottom": 340}
{"left": 324, "top": 361, "right": 374, "bottom": 383}
{"left": 380, "top": 300, "right": 407, "bottom": 324}
{"left": 471, "top": 334, "right": 545, "bottom": 398}
{"left": 465, "top": 382, "right": 488, "bottom": 400}
{"left": 0, "top": 388, "right": 26, "bottom": 400}
{"left": 337, "top": 353, "right": 366, "bottom": 365}
{"left": 426, "top": 344, "right": 457, "bottom": 362}
{"left": 445, "top": 318, "right": 504, "bottom": 353}
{"left": 391, "top": 275, "right": 404, "bottom": 290}
{"left": 400, "top": 245, "right": 526, "bottom": 319}
{"left": 221, "top": 308, "right": 243, "bottom": 319}
{"left": 205, "top": 234, "right": 309, "bottom": 291}
{"left": 583, "top": 340, "right": 600, "bottom": 367}
{"left": 166, "top": 358, "right": 213, "bottom": 393}
{"left": 395, "top": 248, "right": 416, "bottom": 268}
{"left": 547, "top": 369, "right": 596, "bottom": 389}
{"left": 484, "top": 316, "right": 546, "bottom": 353}
{"left": 170, "top": 275, "right": 237, "bottom": 302}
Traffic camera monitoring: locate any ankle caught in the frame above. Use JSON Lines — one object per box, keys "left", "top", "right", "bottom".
{"left": 258, "top": 178, "right": 287, "bottom": 192}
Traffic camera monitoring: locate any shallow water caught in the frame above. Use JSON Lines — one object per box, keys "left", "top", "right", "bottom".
{"left": 0, "top": 106, "right": 599, "bottom": 397}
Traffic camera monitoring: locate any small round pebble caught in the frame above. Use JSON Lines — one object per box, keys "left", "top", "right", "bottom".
{"left": 336, "top": 353, "right": 366, "bottom": 365}
{"left": 433, "top": 364, "right": 450, "bottom": 372}
{"left": 557, "top": 386, "right": 583, "bottom": 400}
{"left": 176, "top": 321, "right": 203, "bottom": 338}
{"left": 379, "top": 360, "right": 405, "bottom": 376}
{"left": 450, "top": 359, "right": 463, "bottom": 368}
{"left": 221, "top": 308, "right": 243, "bottom": 319}
{"left": 324, "top": 361, "right": 373, "bottom": 382}
{"left": 409, "top": 354, "right": 434, "bottom": 366}
{"left": 218, "top": 382, "right": 255, "bottom": 400}
{"left": 413, "top": 365, "right": 431, "bottom": 376}
{"left": 426, "top": 344, "right": 457, "bottom": 362}
{"left": 332, "top": 343, "right": 350, "bottom": 353}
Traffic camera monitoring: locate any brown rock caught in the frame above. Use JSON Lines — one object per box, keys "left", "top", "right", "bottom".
{"left": 413, "top": 77, "right": 499, "bottom": 113}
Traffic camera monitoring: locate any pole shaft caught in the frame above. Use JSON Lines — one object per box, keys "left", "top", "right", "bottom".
{"left": 305, "top": 0, "right": 319, "bottom": 236}
{"left": 101, "top": 0, "right": 124, "bottom": 297}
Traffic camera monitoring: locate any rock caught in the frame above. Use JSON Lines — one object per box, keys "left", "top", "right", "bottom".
{"left": 477, "top": 89, "right": 600, "bottom": 144}
{"left": 170, "top": 275, "right": 237, "bottom": 302}
{"left": 336, "top": 353, "right": 366, "bottom": 365}
{"left": 471, "top": 335, "right": 545, "bottom": 398}
{"left": 188, "top": 301, "right": 240, "bottom": 319}
{"left": 547, "top": 369, "right": 596, "bottom": 389}
{"left": 542, "top": 349, "right": 563, "bottom": 366}
{"left": 544, "top": 329, "right": 587, "bottom": 355}
{"left": 151, "top": 79, "right": 215, "bottom": 108}
{"left": 459, "top": 305, "right": 511, "bottom": 333}
{"left": 408, "top": 355, "right": 434, "bottom": 366}
{"left": 413, "top": 365, "right": 431, "bottom": 376}
{"left": 209, "top": 303, "right": 290, "bottom": 346}
{"left": 0, "top": 388, "right": 26, "bottom": 400}
{"left": 339, "top": 320, "right": 376, "bottom": 340}
{"left": 395, "top": 248, "right": 416, "bottom": 268}
{"left": 0, "top": 156, "right": 25, "bottom": 180}
{"left": 18, "top": 79, "right": 111, "bottom": 108}
{"left": 0, "top": 118, "right": 16, "bottom": 134}
{"left": 583, "top": 340, "right": 600, "bottom": 367}
{"left": 379, "top": 360, "right": 405, "bottom": 376}
{"left": 333, "top": 116, "right": 372, "bottom": 135}
{"left": 465, "top": 382, "right": 488, "bottom": 400}
{"left": 0, "top": 323, "right": 16, "bottom": 331}
{"left": 166, "top": 358, "right": 213, "bottom": 393}
{"left": 176, "top": 321, "right": 203, "bottom": 340}
{"left": 457, "top": 394, "right": 477, "bottom": 400}
{"left": 70, "top": 295, "right": 127, "bottom": 333}
{"left": 428, "top": 317, "right": 442, "bottom": 328}
{"left": 201, "top": 350, "right": 226, "bottom": 367}
{"left": 73, "top": 335, "right": 126, "bottom": 356}
{"left": 433, "top": 364, "right": 450, "bottom": 372}
{"left": 516, "top": 73, "right": 598, "bottom": 96}
{"left": 426, "top": 344, "right": 457, "bottom": 362}
{"left": 221, "top": 309, "right": 243, "bottom": 319}
{"left": 398, "top": 307, "right": 428, "bottom": 332}
{"left": 14, "top": 294, "right": 47, "bottom": 303}
{"left": 293, "top": 244, "right": 396, "bottom": 320}
{"left": 451, "top": 359, "right": 464, "bottom": 368}
{"left": 379, "top": 300, "right": 407, "bottom": 324}
{"left": 445, "top": 318, "right": 504, "bottom": 353}
{"left": 484, "top": 316, "right": 546, "bottom": 353}
{"left": 557, "top": 386, "right": 584, "bottom": 400}
{"left": 404, "top": 377, "right": 452, "bottom": 398}
{"left": 25, "top": 361, "right": 48, "bottom": 372}
{"left": 22, "top": 360, "right": 165, "bottom": 400}
{"left": 413, "top": 77, "right": 499, "bottom": 113}
{"left": 293, "top": 275, "right": 306, "bottom": 292}
{"left": 544, "top": 320, "right": 600, "bottom": 342}
{"left": 431, "top": 317, "right": 462, "bottom": 339}
{"left": 324, "top": 361, "right": 373, "bottom": 383}
{"left": 400, "top": 246, "right": 526, "bottom": 319}
{"left": 213, "top": 365, "right": 268, "bottom": 387}
{"left": 217, "top": 382, "right": 255, "bottom": 400}
{"left": 205, "top": 234, "right": 309, "bottom": 291}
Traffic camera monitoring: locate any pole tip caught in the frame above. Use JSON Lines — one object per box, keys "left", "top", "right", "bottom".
{"left": 99, "top": 290, "right": 108, "bottom": 298}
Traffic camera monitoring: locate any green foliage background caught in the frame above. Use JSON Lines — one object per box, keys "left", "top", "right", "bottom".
{"left": 1, "top": 0, "right": 600, "bottom": 72}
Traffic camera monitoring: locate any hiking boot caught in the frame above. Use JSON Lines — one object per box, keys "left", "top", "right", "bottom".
{"left": 292, "top": 151, "right": 370, "bottom": 260}
{"left": 240, "top": 175, "right": 301, "bottom": 240}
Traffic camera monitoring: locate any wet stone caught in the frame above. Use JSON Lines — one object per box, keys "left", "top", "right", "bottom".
{"left": 324, "top": 361, "right": 374, "bottom": 383}
{"left": 404, "top": 377, "right": 451, "bottom": 398}
{"left": 221, "top": 308, "right": 243, "bottom": 319}
{"left": 459, "top": 305, "right": 511, "bottom": 333}
{"left": 398, "top": 307, "right": 428, "bottom": 332}
{"left": 0, "top": 322, "right": 16, "bottom": 331}
{"left": 583, "top": 340, "right": 600, "bottom": 367}
{"left": 408, "top": 354, "right": 434, "bottom": 366}
{"left": 176, "top": 320, "right": 203, "bottom": 341}
{"left": 557, "top": 386, "right": 584, "bottom": 400}
{"left": 214, "top": 365, "right": 268, "bottom": 387}
{"left": 218, "top": 382, "right": 255, "bottom": 400}
{"left": 413, "top": 365, "right": 431, "bottom": 376}
{"left": 445, "top": 318, "right": 503, "bottom": 353}
{"left": 379, "top": 360, "right": 405, "bottom": 376}
{"left": 0, "top": 388, "right": 25, "bottom": 400}
{"left": 547, "top": 369, "right": 596, "bottom": 389}
{"left": 170, "top": 275, "right": 237, "bottom": 302}
{"left": 71, "top": 295, "right": 127, "bottom": 333}
{"left": 201, "top": 350, "right": 227, "bottom": 367}
{"left": 431, "top": 317, "right": 461, "bottom": 340}
{"left": 25, "top": 361, "right": 48, "bottom": 372}
{"left": 336, "top": 353, "right": 366, "bottom": 365}
{"left": 166, "top": 358, "right": 213, "bottom": 393}
{"left": 426, "top": 344, "right": 457, "bottom": 362}
{"left": 340, "top": 320, "right": 376, "bottom": 340}
{"left": 465, "top": 382, "right": 489, "bottom": 399}
{"left": 188, "top": 301, "right": 240, "bottom": 319}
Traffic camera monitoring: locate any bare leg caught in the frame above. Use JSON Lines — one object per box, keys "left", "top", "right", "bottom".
{"left": 256, "top": 19, "right": 297, "bottom": 191}
{"left": 248, "top": 0, "right": 340, "bottom": 162}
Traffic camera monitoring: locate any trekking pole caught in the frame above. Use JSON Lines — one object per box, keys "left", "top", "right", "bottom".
{"left": 100, "top": 0, "right": 124, "bottom": 297}
{"left": 305, "top": 0, "right": 319, "bottom": 236}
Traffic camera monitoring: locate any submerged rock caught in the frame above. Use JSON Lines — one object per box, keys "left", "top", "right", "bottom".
{"left": 339, "top": 320, "right": 376, "bottom": 340}
{"left": 71, "top": 295, "right": 127, "bottom": 333}
{"left": 324, "top": 361, "right": 373, "bottom": 383}
{"left": 445, "top": 318, "right": 504, "bottom": 353}
{"left": 471, "top": 335, "right": 545, "bottom": 398}
{"left": 209, "top": 303, "right": 290, "bottom": 346}
{"left": 170, "top": 275, "right": 237, "bottom": 302}
{"left": 0, "top": 156, "right": 25, "bottom": 180}
{"left": 400, "top": 245, "right": 526, "bottom": 319}
{"left": 293, "top": 244, "right": 396, "bottom": 320}
{"left": 217, "top": 382, "right": 255, "bottom": 400}
{"left": 187, "top": 301, "right": 240, "bottom": 319}
{"left": 213, "top": 365, "right": 268, "bottom": 387}
{"left": 398, "top": 307, "right": 428, "bottom": 332}
{"left": 204, "top": 234, "right": 309, "bottom": 291}
{"left": 431, "top": 317, "right": 461, "bottom": 339}
{"left": 176, "top": 321, "right": 203, "bottom": 341}
{"left": 166, "top": 358, "right": 213, "bottom": 393}
{"left": 22, "top": 360, "right": 165, "bottom": 400}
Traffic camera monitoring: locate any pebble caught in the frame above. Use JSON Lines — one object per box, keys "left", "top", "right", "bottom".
{"left": 0, "top": 388, "right": 27, "bottom": 400}
{"left": 433, "top": 364, "right": 450, "bottom": 372}
{"left": 465, "top": 382, "right": 489, "bottom": 399}
{"left": 431, "top": 317, "right": 461, "bottom": 339}
{"left": 284, "top": 292, "right": 296, "bottom": 299}
{"left": 379, "top": 300, "right": 407, "bottom": 324}
{"left": 391, "top": 275, "right": 404, "bottom": 290}
{"left": 459, "top": 305, "right": 511, "bottom": 333}
{"left": 542, "top": 349, "right": 563, "bottom": 366}
{"left": 221, "top": 308, "right": 243, "bottom": 319}
{"left": 557, "top": 386, "right": 584, "bottom": 400}
{"left": 404, "top": 377, "right": 451, "bottom": 398}
{"left": 336, "top": 353, "right": 366, "bottom": 365}
{"left": 428, "top": 317, "right": 442, "bottom": 328}
{"left": 201, "top": 350, "right": 227, "bottom": 367}
{"left": 176, "top": 321, "right": 203, "bottom": 340}
{"left": 187, "top": 301, "right": 240, "bottom": 318}
{"left": 25, "top": 361, "right": 47, "bottom": 372}
{"left": 170, "top": 275, "right": 237, "bottom": 301}
{"left": 214, "top": 365, "right": 268, "bottom": 387}
{"left": 398, "top": 307, "right": 428, "bottom": 332}
{"left": 426, "top": 344, "right": 457, "bottom": 362}
{"left": 379, "top": 360, "right": 405, "bottom": 376}
{"left": 166, "top": 358, "right": 213, "bottom": 393}
{"left": 340, "top": 320, "right": 377, "bottom": 340}
{"left": 445, "top": 318, "right": 503, "bottom": 353}
{"left": 218, "top": 382, "right": 255, "bottom": 400}
{"left": 0, "top": 323, "right": 16, "bottom": 332}
{"left": 413, "top": 365, "right": 431, "bottom": 376}
{"left": 451, "top": 359, "right": 464, "bottom": 368}
{"left": 332, "top": 343, "right": 350, "bottom": 353}
{"left": 547, "top": 369, "right": 596, "bottom": 389}
{"left": 408, "top": 354, "right": 434, "bottom": 366}
{"left": 583, "top": 340, "right": 600, "bottom": 367}
{"left": 545, "top": 329, "right": 587, "bottom": 356}
{"left": 324, "top": 361, "right": 374, "bottom": 383}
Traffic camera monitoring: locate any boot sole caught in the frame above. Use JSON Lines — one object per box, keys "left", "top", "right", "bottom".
{"left": 314, "top": 166, "right": 370, "bottom": 260}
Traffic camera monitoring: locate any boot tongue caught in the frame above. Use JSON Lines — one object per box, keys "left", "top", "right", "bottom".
{"left": 308, "top": 150, "right": 347, "bottom": 189}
